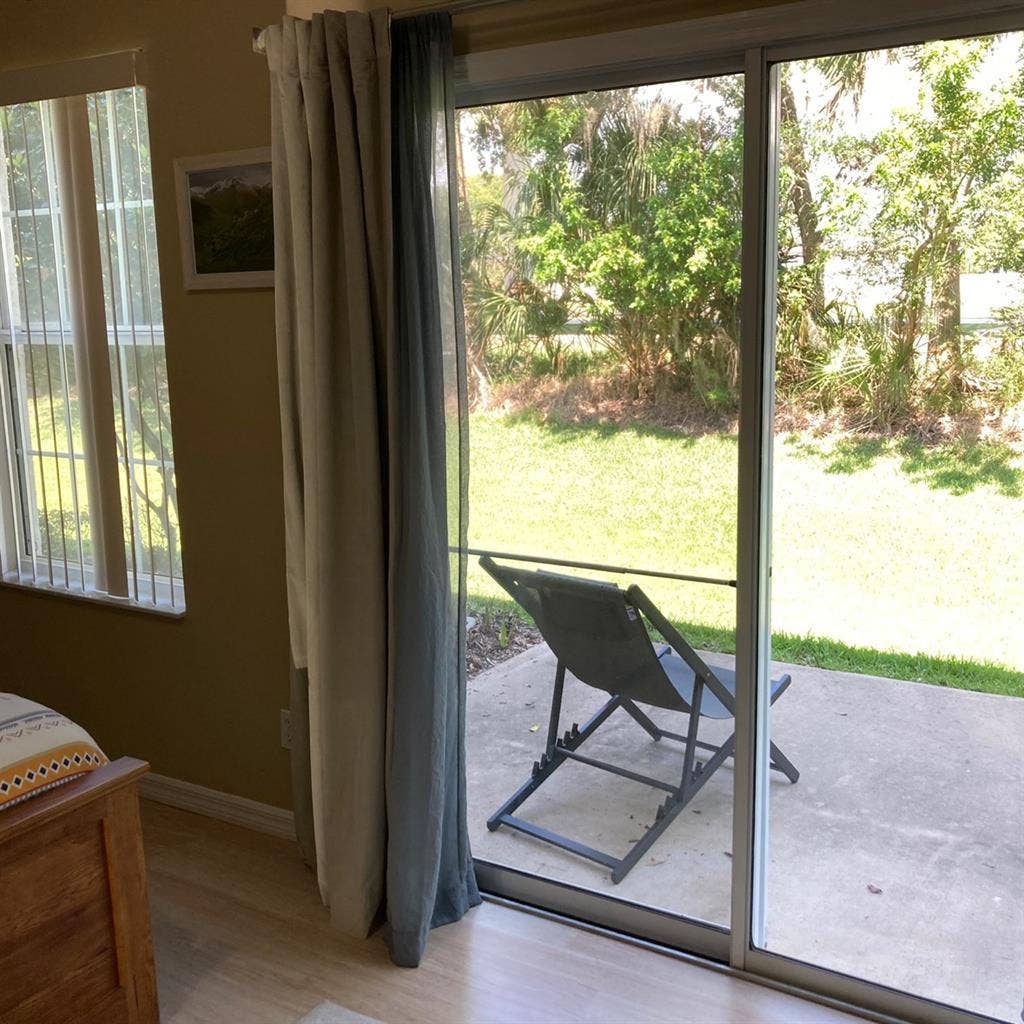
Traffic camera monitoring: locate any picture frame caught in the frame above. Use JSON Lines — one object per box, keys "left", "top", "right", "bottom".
{"left": 174, "top": 147, "right": 274, "bottom": 290}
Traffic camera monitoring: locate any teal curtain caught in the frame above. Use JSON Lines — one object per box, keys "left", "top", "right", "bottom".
{"left": 386, "top": 10, "right": 479, "bottom": 968}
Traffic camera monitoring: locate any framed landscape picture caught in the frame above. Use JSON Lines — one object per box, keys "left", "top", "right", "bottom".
{"left": 174, "top": 148, "right": 274, "bottom": 290}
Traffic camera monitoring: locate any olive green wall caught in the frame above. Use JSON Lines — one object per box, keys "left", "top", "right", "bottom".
{"left": 0, "top": 0, "right": 293, "bottom": 809}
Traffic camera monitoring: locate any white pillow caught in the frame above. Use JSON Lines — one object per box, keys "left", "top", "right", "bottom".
{"left": 0, "top": 693, "right": 107, "bottom": 810}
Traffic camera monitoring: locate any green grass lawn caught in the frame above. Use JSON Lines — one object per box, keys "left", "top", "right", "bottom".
{"left": 467, "top": 412, "right": 1024, "bottom": 697}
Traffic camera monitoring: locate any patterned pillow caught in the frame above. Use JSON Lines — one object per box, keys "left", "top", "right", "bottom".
{"left": 0, "top": 693, "right": 108, "bottom": 810}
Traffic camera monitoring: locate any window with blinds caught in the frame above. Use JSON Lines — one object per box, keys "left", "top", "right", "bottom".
{"left": 0, "top": 85, "right": 184, "bottom": 611}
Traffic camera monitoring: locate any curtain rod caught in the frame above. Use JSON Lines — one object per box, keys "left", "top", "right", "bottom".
{"left": 252, "top": 0, "right": 531, "bottom": 52}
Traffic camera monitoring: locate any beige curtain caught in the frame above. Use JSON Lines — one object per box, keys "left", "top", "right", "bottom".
{"left": 266, "top": 10, "right": 393, "bottom": 938}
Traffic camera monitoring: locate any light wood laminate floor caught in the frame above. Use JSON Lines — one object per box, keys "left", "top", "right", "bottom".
{"left": 143, "top": 802, "right": 866, "bottom": 1024}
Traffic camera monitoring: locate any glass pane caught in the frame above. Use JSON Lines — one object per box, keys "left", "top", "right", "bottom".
{"left": 1, "top": 103, "right": 64, "bottom": 329}
{"left": 31, "top": 450, "right": 91, "bottom": 575}
{"left": 109, "top": 341, "right": 180, "bottom": 589}
{"left": 764, "top": 31, "right": 1024, "bottom": 1021}
{"left": 0, "top": 97, "right": 89, "bottom": 577}
{"left": 6, "top": 341, "right": 91, "bottom": 576}
{"left": 459, "top": 75, "right": 743, "bottom": 929}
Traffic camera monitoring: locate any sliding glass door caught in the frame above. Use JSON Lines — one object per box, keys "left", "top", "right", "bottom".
{"left": 456, "top": 70, "right": 744, "bottom": 955}
{"left": 747, "top": 27, "right": 1024, "bottom": 1024}
{"left": 454, "top": 7, "right": 1024, "bottom": 1021}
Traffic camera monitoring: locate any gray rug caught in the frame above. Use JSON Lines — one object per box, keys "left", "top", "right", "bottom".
{"left": 296, "top": 1003, "right": 382, "bottom": 1024}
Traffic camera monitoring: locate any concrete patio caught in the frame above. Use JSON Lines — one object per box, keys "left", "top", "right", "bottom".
{"left": 467, "top": 644, "right": 1024, "bottom": 1023}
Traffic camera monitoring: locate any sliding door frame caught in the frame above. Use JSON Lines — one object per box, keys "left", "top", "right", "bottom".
{"left": 456, "top": 4, "right": 1024, "bottom": 1021}
{"left": 462, "top": 41, "right": 746, "bottom": 967}
{"left": 732, "top": 40, "right": 776, "bottom": 968}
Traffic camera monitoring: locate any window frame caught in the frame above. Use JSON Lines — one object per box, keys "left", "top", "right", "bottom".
{"left": 0, "top": 71, "right": 184, "bottom": 616}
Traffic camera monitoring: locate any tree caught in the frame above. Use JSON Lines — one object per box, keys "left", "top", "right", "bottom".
{"left": 461, "top": 83, "right": 745, "bottom": 400}
{"left": 459, "top": 38, "right": 1024, "bottom": 423}
{"left": 775, "top": 51, "right": 872, "bottom": 379}
{"left": 574, "top": 87, "right": 744, "bottom": 398}
{"left": 459, "top": 99, "right": 577, "bottom": 387}
{"left": 858, "top": 37, "right": 1024, "bottom": 396}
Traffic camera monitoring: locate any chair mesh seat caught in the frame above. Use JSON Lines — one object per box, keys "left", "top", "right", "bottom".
{"left": 657, "top": 652, "right": 790, "bottom": 720}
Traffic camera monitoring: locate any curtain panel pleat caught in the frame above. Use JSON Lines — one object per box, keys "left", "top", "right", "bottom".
{"left": 265, "top": 8, "right": 478, "bottom": 968}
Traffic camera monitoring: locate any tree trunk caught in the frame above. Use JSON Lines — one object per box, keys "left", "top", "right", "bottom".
{"left": 779, "top": 75, "right": 824, "bottom": 276}
{"left": 932, "top": 229, "right": 963, "bottom": 390}
{"left": 455, "top": 122, "right": 471, "bottom": 229}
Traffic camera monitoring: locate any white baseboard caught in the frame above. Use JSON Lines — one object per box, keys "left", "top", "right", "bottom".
{"left": 140, "top": 772, "right": 295, "bottom": 841}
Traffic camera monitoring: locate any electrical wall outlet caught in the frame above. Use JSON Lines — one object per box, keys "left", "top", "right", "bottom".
{"left": 280, "top": 708, "right": 292, "bottom": 750}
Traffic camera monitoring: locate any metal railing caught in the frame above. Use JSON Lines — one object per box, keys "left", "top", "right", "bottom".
{"left": 453, "top": 545, "right": 736, "bottom": 588}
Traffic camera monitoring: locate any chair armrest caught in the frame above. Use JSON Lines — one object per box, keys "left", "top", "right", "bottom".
{"left": 770, "top": 672, "right": 793, "bottom": 703}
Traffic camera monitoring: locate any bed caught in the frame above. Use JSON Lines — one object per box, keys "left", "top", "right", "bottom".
{"left": 0, "top": 707, "right": 159, "bottom": 1023}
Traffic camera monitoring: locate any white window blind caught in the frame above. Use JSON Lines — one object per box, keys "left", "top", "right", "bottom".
{"left": 0, "top": 85, "right": 184, "bottom": 611}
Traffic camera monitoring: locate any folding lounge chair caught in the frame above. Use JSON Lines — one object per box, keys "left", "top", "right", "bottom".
{"left": 480, "top": 556, "right": 799, "bottom": 883}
